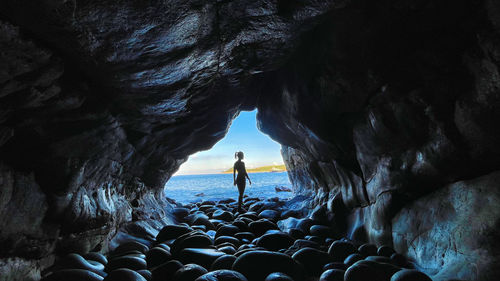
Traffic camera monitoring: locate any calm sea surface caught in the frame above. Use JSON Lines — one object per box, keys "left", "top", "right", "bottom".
{"left": 164, "top": 172, "right": 293, "bottom": 204}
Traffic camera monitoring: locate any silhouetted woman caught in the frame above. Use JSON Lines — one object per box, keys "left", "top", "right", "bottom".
{"left": 233, "top": 151, "right": 251, "bottom": 212}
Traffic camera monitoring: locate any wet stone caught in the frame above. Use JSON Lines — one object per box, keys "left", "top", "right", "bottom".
{"left": 216, "top": 225, "right": 240, "bottom": 238}
{"left": 104, "top": 268, "right": 147, "bottom": 281}
{"left": 292, "top": 247, "right": 332, "bottom": 276}
{"left": 264, "top": 273, "right": 294, "bottom": 281}
{"left": 232, "top": 250, "right": 304, "bottom": 281}
{"left": 210, "top": 255, "right": 237, "bottom": 271}
{"left": 179, "top": 248, "right": 226, "bottom": 270}
{"left": 146, "top": 247, "right": 172, "bottom": 268}
{"left": 390, "top": 269, "right": 432, "bottom": 281}
{"left": 157, "top": 225, "right": 192, "bottom": 243}
{"left": 328, "top": 241, "right": 356, "bottom": 262}
{"left": 256, "top": 232, "right": 295, "bottom": 251}
{"left": 319, "top": 269, "right": 344, "bottom": 281}
{"left": 344, "top": 253, "right": 363, "bottom": 266}
{"left": 212, "top": 210, "right": 234, "bottom": 221}
{"left": 173, "top": 264, "right": 208, "bottom": 281}
{"left": 152, "top": 260, "right": 183, "bottom": 281}
{"left": 195, "top": 270, "right": 248, "bottom": 281}
{"left": 358, "top": 243, "right": 378, "bottom": 257}
{"left": 106, "top": 256, "right": 147, "bottom": 272}
{"left": 377, "top": 245, "right": 396, "bottom": 257}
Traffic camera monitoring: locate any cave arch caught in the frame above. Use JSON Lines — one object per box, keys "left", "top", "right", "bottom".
{"left": 1, "top": 0, "right": 500, "bottom": 280}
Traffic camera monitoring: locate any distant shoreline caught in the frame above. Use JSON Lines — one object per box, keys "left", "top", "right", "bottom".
{"left": 174, "top": 170, "right": 288, "bottom": 177}
{"left": 221, "top": 164, "right": 286, "bottom": 174}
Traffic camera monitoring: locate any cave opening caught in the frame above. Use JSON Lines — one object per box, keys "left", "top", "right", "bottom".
{"left": 164, "top": 110, "right": 292, "bottom": 203}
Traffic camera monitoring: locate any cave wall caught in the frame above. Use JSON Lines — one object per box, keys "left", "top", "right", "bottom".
{"left": 1, "top": 0, "right": 500, "bottom": 280}
{"left": 0, "top": 1, "right": 338, "bottom": 280}
{"left": 256, "top": 0, "right": 500, "bottom": 280}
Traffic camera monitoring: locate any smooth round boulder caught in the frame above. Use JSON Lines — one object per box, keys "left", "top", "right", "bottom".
{"left": 306, "top": 235, "right": 323, "bottom": 244}
{"left": 292, "top": 239, "right": 320, "bottom": 249}
{"left": 256, "top": 232, "right": 294, "bottom": 251}
{"left": 319, "top": 269, "right": 344, "bottom": 281}
{"left": 173, "top": 264, "right": 208, "bottom": 281}
{"left": 42, "top": 269, "right": 103, "bottom": 281}
{"left": 146, "top": 247, "right": 172, "bottom": 268}
{"left": 113, "top": 241, "right": 149, "bottom": 256}
{"left": 248, "top": 219, "right": 279, "bottom": 237}
{"left": 218, "top": 246, "right": 237, "bottom": 255}
{"left": 157, "top": 225, "right": 192, "bottom": 242}
{"left": 179, "top": 248, "right": 226, "bottom": 269}
{"left": 345, "top": 260, "right": 400, "bottom": 281}
{"left": 58, "top": 253, "right": 106, "bottom": 276}
{"left": 215, "top": 236, "right": 241, "bottom": 247}
{"left": 258, "top": 210, "right": 280, "bottom": 221}
{"left": 344, "top": 253, "right": 364, "bottom": 266}
{"left": 390, "top": 269, "right": 432, "bottom": 281}
{"left": 232, "top": 250, "right": 304, "bottom": 281}
{"left": 216, "top": 225, "right": 240, "bottom": 238}
{"left": 171, "top": 234, "right": 213, "bottom": 255}
{"left": 210, "top": 255, "right": 237, "bottom": 271}
{"left": 292, "top": 247, "right": 331, "bottom": 276}
{"left": 327, "top": 241, "right": 356, "bottom": 262}
{"left": 234, "top": 232, "right": 255, "bottom": 241}
{"left": 137, "top": 270, "right": 152, "bottom": 281}
{"left": 365, "top": 255, "right": 393, "bottom": 264}
{"left": 84, "top": 253, "right": 108, "bottom": 265}
{"left": 264, "top": 273, "right": 294, "bottom": 281}
{"left": 323, "top": 262, "right": 348, "bottom": 271}
{"left": 358, "top": 243, "right": 377, "bottom": 257}
{"left": 106, "top": 256, "right": 147, "bottom": 272}
{"left": 195, "top": 270, "right": 248, "bottom": 281}
{"left": 377, "top": 245, "right": 396, "bottom": 257}
{"left": 309, "top": 225, "right": 332, "bottom": 238}
{"left": 212, "top": 210, "right": 234, "bottom": 221}
{"left": 191, "top": 214, "right": 215, "bottom": 230}
{"left": 104, "top": 268, "right": 147, "bottom": 281}
{"left": 152, "top": 260, "right": 183, "bottom": 281}
{"left": 232, "top": 221, "right": 249, "bottom": 232}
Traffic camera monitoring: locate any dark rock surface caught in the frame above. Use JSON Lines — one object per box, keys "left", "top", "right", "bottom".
{"left": 1, "top": 0, "right": 500, "bottom": 280}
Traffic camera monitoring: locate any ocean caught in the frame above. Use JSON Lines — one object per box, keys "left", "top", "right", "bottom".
{"left": 163, "top": 172, "right": 293, "bottom": 204}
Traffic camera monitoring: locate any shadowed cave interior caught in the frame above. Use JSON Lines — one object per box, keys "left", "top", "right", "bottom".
{"left": 1, "top": 0, "right": 500, "bottom": 281}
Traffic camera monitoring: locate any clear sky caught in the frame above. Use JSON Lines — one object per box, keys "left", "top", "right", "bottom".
{"left": 174, "top": 110, "right": 284, "bottom": 175}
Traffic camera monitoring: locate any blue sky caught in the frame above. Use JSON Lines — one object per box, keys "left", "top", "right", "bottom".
{"left": 174, "top": 110, "right": 284, "bottom": 175}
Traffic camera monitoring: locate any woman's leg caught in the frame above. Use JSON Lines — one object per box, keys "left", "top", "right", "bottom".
{"left": 237, "top": 181, "right": 246, "bottom": 212}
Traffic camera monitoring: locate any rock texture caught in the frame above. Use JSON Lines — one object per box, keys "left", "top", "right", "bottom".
{"left": 1, "top": 0, "right": 500, "bottom": 280}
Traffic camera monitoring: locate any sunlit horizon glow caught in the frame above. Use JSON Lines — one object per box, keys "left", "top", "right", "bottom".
{"left": 173, "top": 110, "right": 284, "bottom": 176}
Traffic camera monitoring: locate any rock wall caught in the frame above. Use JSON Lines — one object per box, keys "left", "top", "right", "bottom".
{"left": 256, "top": 0, "right": 500, "bottom": 280}
{"left": 1, "top": 0, "right": 500, "bottom": 280}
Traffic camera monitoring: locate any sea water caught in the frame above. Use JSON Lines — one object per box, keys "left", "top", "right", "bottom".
{"left": 164, "top": 172, "right": 293, "bottom": 204}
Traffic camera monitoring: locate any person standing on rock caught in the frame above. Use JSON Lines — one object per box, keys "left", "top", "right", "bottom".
{"left": 233, "top": 151, "right": 251, "bottom": 212}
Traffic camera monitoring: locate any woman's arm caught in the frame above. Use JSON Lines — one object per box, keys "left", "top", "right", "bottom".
{"left": 233, "top": 163, "right": 236, "bottom": 185}
{"left": 246, "top": 173, "right": 251, "bottom": 185}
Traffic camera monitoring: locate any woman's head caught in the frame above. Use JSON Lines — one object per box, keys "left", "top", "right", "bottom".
{"left": 235, "top": 151, "right": 244, "bottom": 160}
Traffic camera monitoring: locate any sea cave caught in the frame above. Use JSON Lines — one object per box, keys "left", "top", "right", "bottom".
{"left": 1, "top": 0, "right": 500, "bottom": 281}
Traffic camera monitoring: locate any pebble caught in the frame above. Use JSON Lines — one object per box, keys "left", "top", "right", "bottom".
{"left": 291, "top": 247, "right": 332, "bottom": 276}
{"left": 216, "top": 225, "right": 240, "bottom": 238}
{"left": 157, "top": 225, "right": 192, "bottom": 242}
{"left": 179, "top": 248, "right": 226, "bottom": 269}
{"left": 256, "top": 232, "right": 294, "bottom": 251}
{"left": 319, "top": 269, "right": 344, "bottom": 281}
{"left": 264, "top": 273, "right": 294, "bottom": 281}
{"left": 146, "top": 247, "right": 172, "bottom": 268}
{"left": 195, "top": 270, "right": 248, "bottom": 281}
{"left": 358, "top": 243, "right": 377, "bottom": 257}
{"left": 104, "top": 268, "right": 147, "bottom": 281}
{"left": 212, "top": 210, "right": 234, "bottom": 221}
{"left": 152, "top": 260, "right": 183, "bottom": 281}
{"left": 328, "top": 241, "right": 356, "bottom": 262}
{"left": 232, "top": 250, "right": 304, "bottom": 281}
{"left": 210, "top": 255, "right": 237, "bottom": 270}
{"left": 106, "top": 256, "right": 147, "bottom": 272}
{"left": 309, "top": 225, "right": 332, "bottom": 238}
{"left": 173, "top": 264, "right": 209, "bottom": 281}
{"left": 343, "top": 253, "right": 363, "bottom": 266}
{"left": 248, "top": 219, "right": 279, "bottom": 236}
{"left": 377, "top": 245, "right": 396, "bottom": 257}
